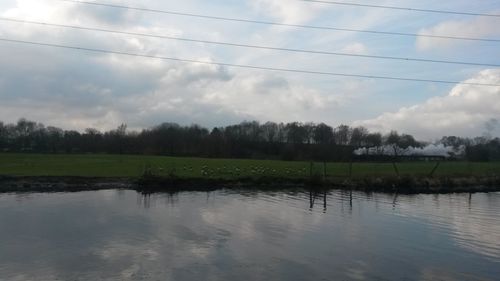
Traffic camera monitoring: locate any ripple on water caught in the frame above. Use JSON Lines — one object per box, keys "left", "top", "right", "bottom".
{"left": 0, "top": 190, "right": 499, "bottom": 280}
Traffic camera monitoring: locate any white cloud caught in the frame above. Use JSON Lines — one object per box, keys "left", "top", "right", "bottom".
{"left": 0, "top": 2, "right": 365, "bottom": 132}
{"left": 341, "top": 42, "right": 368, "bottom": 55}
{"left": 3, "top": 0, "right": 63, "bottom": 20}
{"left": 1, "top": 0, "right": 498, "bottom": 133}
{"left": 416, "top": 13, "right": 500, "bottom": 51}
{"left": 355, "top": 69, "right": 500, "bottom": 140}
{"left": 3, "top": 0, "right": 138, "bottom": 26}
{"left": 248, "top": 0, "right": 324, "bottom": 24}
{"left": 195, "top": 72, "right": 374, "bottom": 125}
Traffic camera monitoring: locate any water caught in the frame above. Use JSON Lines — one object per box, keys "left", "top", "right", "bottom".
{"left": 0, "top": 189, "right": 499, "bottom": 281}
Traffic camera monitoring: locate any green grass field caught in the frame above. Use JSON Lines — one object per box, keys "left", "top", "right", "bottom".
{"left": 0, "top": 153, "right": 499, "bottom": 179}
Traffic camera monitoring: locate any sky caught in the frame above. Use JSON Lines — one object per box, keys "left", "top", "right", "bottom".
{"left": 0, "top": 0, "right": 499, "bottom": 140}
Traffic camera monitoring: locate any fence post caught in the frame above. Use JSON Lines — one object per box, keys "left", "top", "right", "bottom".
{"left": 429, "top": 161, "right": 440, "bottom": 177}
{"left": 392, "top": 161, "right": 400, "bottom": 176}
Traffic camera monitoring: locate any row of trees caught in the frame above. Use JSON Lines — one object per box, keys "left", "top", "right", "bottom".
{"left": 440, "top": 136, "right": 500, "bottom": 161}
{"left": 1, "top": 118, "right": 499, "bottom": 161}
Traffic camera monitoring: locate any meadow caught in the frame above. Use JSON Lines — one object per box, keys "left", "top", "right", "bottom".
{"left": 1, "top": 153, "right": 499, "bottom": 179}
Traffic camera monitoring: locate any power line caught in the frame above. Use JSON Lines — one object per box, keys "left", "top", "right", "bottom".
{"left": 0, "top": 37, "right": 498, "bottom": 87}
{"left": 2, "top": 17, "right": 497, "bottom": 68}
{"left": 56, "top": 0, "right": 500, "bottom": 43}
{"left": 300, "top": 0, "right": 500, "bottom": 18}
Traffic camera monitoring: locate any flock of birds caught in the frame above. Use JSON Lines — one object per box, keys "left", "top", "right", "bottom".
{"left": 153, "top": 163, "right": 316, "bottom": 178}
{"left": 175, "top": 165, "right": 311, "bottom": 177}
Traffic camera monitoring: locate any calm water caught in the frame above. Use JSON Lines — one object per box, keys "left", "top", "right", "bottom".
{"left": 0, "top": 189, "right": 499, "bottom": 281}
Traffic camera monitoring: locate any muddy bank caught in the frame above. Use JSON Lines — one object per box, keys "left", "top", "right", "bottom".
{"left": 0, "top": 176, "right": 135, "bottom": 193}
{"left": 0, "top": 175, "right": 499, "bottom": 194}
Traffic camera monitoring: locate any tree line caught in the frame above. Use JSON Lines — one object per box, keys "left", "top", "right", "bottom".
{"left": 0, "top": 118, "right": 499, "bottom": 161}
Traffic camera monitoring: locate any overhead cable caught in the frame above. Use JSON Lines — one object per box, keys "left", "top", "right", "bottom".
{"left": 1, "top": 37, "right": 499, "bottom": 87}
{"left": 300, "top": 0, "right": 500, "bottom": 18}
{"left": 56, "top": 0, "right": 500, "bottom": 42}
{"left": 2, "top": 18, "right": 497, "bottom": 67}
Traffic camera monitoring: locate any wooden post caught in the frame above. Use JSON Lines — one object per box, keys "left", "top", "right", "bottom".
{"left": 309, "top": 161, "right": 314, "bottom": 179}
{"left": 429, "top": 161, "right": 440, "bottom": 177}
{"left": 349, "top": 160, "right": 353, "bottom": 178}
{"left": 392, "top": 161, "right": 400, "bottom": 176}
{"left": 323, "top": 161, "right": 327, "bottom": 179}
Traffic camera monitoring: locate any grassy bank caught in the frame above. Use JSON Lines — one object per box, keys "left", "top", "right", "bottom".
{"left": 1, "top": 153, "right": 500, "bottom": 178}
{"left": 0, "top": 153, "right": 499, "bottom": 193}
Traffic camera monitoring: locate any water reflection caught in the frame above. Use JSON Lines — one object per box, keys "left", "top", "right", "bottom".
{"left": 129, "top": 189, "right": 500, "bottom": 266}
{"left": 0, "top": 189, "right": 499, "bottom": 280}
{"left": 307, "top": 190, "right": 328, "bottom": 212}
{"left": 137, "top": 192, "right": 180, "bottom": 209}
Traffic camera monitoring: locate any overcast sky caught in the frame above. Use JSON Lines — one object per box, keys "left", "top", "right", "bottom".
{"left": 0, "top": 0, "right": 499, "bottom": 140}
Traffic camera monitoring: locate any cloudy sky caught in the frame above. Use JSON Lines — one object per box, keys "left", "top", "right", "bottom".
{"left": 0, "top": 0, "right": 499, "bottom": 140}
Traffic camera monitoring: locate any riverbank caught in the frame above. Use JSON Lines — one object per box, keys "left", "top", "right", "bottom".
{"left": 2, "top": 153, "right": 500, "bottom": 178}
{"left": 1, "top": 153, "right": 499, "bottom": 193}
{"left": 1, "top": 175, "right": 499, "bottom": 194}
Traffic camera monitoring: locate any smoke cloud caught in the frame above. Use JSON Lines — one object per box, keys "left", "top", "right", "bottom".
{"left": 354, "top": 144, "right": 465, "bottom": 158}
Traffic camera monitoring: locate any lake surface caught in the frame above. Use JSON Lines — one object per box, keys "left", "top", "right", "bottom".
{"left": 0, "top": 189, "right": 499, "bottom": 281}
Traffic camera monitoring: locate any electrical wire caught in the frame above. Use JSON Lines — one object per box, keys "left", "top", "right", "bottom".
{"left": 56, "top": 0, "right": 500, "bottom": 42}
{"left": 300, "top": 0, "right": 500, "bottom": 18}
{"left": 2, "top": 17, "right": 497, "bottom": 67}
{"left": 1, "top": 37, "right": 499, "bottom": 87}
